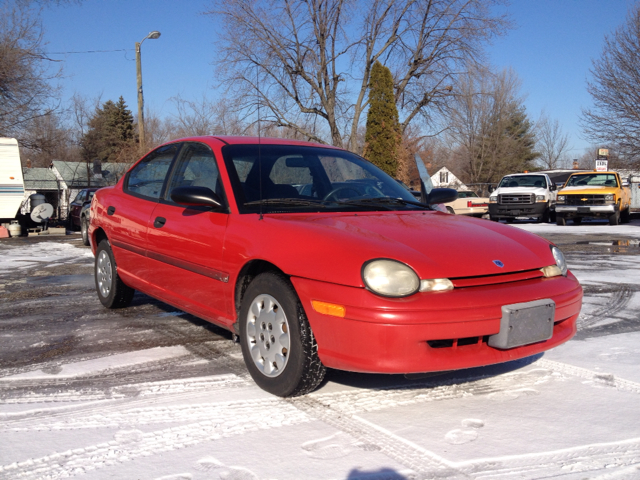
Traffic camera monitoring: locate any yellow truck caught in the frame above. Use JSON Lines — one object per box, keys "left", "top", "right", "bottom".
{"left": 555, "top": 171, "right": 631, "bottom": 225}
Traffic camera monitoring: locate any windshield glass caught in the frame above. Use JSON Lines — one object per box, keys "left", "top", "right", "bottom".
{"left": 566, "top": 173, "right": 618, "bottom": 187}
{"left": 498, "top": 175, "right": 548, "bottom": 188}
{"left": 222, "top": 144, "right": 425, "bottom": 213}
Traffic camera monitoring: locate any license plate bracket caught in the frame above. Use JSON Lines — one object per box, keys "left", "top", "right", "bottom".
{"left": 488, "top": 299, "right": 555, "bottom": 349}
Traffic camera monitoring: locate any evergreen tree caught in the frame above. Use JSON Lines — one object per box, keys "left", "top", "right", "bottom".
{"left": 364, "top": 62, "right": 400, "bottom": 177}
{"left": 81, "top": 96, "right": 136, "bottom": 163}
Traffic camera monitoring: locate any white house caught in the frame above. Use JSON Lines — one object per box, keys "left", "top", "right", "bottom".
{"left": 430, "top": 167, "right": 468, "bottom": 190}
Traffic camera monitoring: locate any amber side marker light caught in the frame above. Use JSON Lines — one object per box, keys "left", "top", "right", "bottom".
{"left": 311, "top": 300, "right": 346, "bottom": 318}
{"left": 541, "top": 265, "right": 562, "bottom": 278}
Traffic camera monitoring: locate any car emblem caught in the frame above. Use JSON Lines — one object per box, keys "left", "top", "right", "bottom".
{"left": 581, "top": 198, "right": 588, "bottom": 202}
{"left": 493, "top": 260, "right": 504, "bottom": 268}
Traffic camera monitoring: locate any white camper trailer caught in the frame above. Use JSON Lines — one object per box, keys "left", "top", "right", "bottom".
{"left": 0, "top": 138, "right": 25, "bottom": 221}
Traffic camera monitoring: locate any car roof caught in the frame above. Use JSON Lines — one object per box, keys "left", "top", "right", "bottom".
{"left": 169, "top": 135, "right": 336, "bottom": 149}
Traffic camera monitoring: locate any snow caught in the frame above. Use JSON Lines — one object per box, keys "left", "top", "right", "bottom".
{"left": 1, "top": 231, "right": 640, "bottom": 479}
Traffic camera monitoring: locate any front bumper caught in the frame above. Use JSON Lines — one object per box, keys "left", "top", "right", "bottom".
{"left": 291, "top": 273, "right": 582, "bottom": 374}
{"left": 556, "top": 205, "right": 616, "bottom": 214}
{"left": 488, "top": 202, "right": 548, "bottom": 219}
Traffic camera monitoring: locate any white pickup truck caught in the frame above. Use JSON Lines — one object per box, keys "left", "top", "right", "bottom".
{"left": 488, "top": 173, "right": 557, "bottom": 223}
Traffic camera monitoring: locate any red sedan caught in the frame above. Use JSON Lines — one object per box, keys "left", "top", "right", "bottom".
{"left": 89, "top": 137, "right": 582, "bottom": 397}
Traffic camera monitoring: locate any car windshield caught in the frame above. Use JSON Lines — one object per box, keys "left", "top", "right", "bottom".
{"left": 565, "top": 173, "right": 618, "bottom": 187}
{"left": 498, "top": 175, "right": 547, "bottom": 188}
{"left": 222, "top": 144, "right": 428, "bottom": 213}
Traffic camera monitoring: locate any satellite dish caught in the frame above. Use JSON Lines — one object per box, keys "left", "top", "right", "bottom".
{"left": 31, "top": 203, "right": 54, "bottom": 223}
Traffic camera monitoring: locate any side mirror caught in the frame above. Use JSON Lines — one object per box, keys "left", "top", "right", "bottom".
{"left": 488, "top": 185, "right": 495, "bottom": 193}
{"left": 171, "top": 186, "right": 223, "bottom": 209}
{"left": 550, "top": 184, "right": 557, "bottom": 191}
{"left": 426, "top": 188, "right": 458, "bottom": 205}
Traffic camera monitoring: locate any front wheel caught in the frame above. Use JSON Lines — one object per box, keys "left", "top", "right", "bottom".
{"left": 95, "top": 239, "right": 135, "bottom": 308}
{"left": 556, "top": 215, "right": 566, "bottom": 226}
{"left": 239, "top": 272, "right": 326, "bottom": 397}
{"left": 81, "top": 217, "right": 90, "bottom": 246}
{"left": 609, "top": 210, "right": 620, "bottom": 226}
{"left": 621, "top": 208, "right": 631, "bottom": 224}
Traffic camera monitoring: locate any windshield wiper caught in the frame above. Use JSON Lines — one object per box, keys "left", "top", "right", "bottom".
{"left": 244, "top": 198, "right": 328, "bottom": 208}
{"left": 340, "top": 197, "right": 432, "bottom": 209}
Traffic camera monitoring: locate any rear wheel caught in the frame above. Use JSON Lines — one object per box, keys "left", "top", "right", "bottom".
{"left": 446, "top": 206, "right": 455, "bottom": 214}
{"left": 239, "top": 272, "right": 326, "bottom": 397}
{"left": 95, "top": 239, "right": 135, "bottom": 308}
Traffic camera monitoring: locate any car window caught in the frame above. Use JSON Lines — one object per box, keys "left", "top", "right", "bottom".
{"left": 457, "top": 192, "right": 478, "bottom": 198}
{"left": 126, "top": 143, "right": 180, "bottom": 199}
{"left": 498, "top": 175, "right": 547, "bottom": 188}
{"left": 221, "top": 144, "right": 419, "bottom": 212}
{"left": 74, "top": 191, "right": 85, "bottom": 204}
{"left": 566, "top": 173, "right": 618, "bottom": 187}
{"left": 166, "top": 142, "right": 225, "bottom": 200}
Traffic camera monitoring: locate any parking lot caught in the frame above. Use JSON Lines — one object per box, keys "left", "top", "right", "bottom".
{"left": 1, "top": 220, "right": 640, "bottom": 480}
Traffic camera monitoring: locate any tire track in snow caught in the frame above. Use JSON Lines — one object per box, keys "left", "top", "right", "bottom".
{"left": 536, "top": 358, "right": 640, "bottom": 394}
{"left": 0, "top": 399, "right": 310, "bottom": 480}
{"left": 578, "top": 284, "right": 634, "bottom": 331}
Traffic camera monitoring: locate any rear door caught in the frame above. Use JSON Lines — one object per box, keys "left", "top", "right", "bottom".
{"left": 145, "top": 142, "right": 232, "bottom": 325}
{"left": 105, "top": 143, "right": 181, "bottom": 284}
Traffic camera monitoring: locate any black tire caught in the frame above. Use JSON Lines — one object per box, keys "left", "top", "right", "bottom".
{"left": 239, "top": 272, "right": 326, "bottom": 397}
{"left": 609, "top": 210, "right": 620, "bottom": 226}
{"left": 446, "top": 206, "right": 455, "bottom": 214}
{"left": 81, "top": 216, "right": 90, "bottom": 246}
{"left": 621, "top": 208, "right": 631, "bottom": 224}
{"left": 573, "top": 217, "right": 582, "bottom": 225}
{"left": 540, "top": 209, "right": 550, "bottom": 223}
{"left": 556, "top": 215, "right": 566, "bottom": 226}
{"left": 489, "top": 215, "right": 499, "bottom": 222}
{"left": 550, "top": 210, "right": 557, "bottom": 223}
{"left": 95, "top": 239, "right": 135, "bottom": 308}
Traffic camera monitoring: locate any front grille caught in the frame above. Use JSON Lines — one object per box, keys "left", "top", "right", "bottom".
{"left": 498, "top": 194, "right": 534, "bottom": 205}
{"left": 564, "top": 194, "right": 607, "bottom": 206}
{"left": 451, "top": 268, "right": 543, "bottom": 288}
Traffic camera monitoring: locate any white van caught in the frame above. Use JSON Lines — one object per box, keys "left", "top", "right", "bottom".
{"left": 0, "top": 138, "right": 25, "bottom": 221}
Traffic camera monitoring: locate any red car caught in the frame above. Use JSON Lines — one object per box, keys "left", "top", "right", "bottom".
{"left": 89, "top": 137, "right": 582, "bottom": 397}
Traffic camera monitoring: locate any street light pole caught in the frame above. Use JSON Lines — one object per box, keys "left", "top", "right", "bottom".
{"left": 135, "top": 31, "right": 161, "bottom": 154}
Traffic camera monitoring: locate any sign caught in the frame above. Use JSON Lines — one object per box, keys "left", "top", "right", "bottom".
{"left": 597, "top": 148, "right": 609, "bottom": 158}
{"left": 595, "top": 159, "right": 608, "bottom": 172}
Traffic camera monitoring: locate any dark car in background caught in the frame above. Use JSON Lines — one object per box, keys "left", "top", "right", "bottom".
{"left": 68, "top": 188, "right": 98, "bottom": 239}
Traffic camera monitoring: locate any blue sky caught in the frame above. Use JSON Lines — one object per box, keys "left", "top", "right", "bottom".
{"left": 40, "top": 0, "right": 637, "bottom": 156}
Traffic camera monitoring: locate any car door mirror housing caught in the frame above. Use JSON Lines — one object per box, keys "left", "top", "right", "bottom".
{"left": 427, "top": 188, "right": 458, "bottom": 205}
{"left": 171, "top": 186, "right": 223, "bottom": 209}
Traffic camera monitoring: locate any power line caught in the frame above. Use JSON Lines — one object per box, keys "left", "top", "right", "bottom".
{"left": 46, "top": 49, "right": 133, "bottom": 55}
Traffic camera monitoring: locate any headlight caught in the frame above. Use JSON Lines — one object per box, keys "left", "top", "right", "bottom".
{"left": 536, "top": 195, "right": 546, "bottom": 202}
{"left": 489, "top": 196, "right": 497, "bottom": 203}
{"left": 557, "top": 195, "right": 565, "bottom": 203}
{"left": 550, "top": 245, "right": 568, "bottom": 276}
{"left": 362, "top": 259, "right": 420, "bottom": 297}
{"left": 604, "top": 194, "right": 615, "bottom": 202}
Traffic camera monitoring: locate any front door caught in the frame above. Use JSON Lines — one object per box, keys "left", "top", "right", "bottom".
{"left": 145, "top": 142, "right": 232, "bottom": 326}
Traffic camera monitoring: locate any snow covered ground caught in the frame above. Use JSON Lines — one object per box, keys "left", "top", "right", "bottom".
{"left": 1, "top": 224, "right": 640, "bottom": 480}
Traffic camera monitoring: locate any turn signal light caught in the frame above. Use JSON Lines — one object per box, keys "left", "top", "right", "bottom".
{"left": 311, "top": 300, "right": 346, "bottom": 318}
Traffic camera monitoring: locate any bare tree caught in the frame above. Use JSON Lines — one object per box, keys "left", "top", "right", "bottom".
{"left": 0, "top": 0, "right": 61, "bottom": 143}
{"left": 581, "top": 3, "right": 640, "bottom": 166}
{"left": 536, "top": 113, "right": 571, "bottom": 169}
{"left": 206, "top": 0, "right": 510, "bottom": 152}
{"left": 446, "top": 66, "right": 538, "bottom": 184}
{"left": 170, "top": 94, "right": 249, "bottom": 137}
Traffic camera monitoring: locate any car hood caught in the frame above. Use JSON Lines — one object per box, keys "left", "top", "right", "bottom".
{"left": 226, "top": 211, "right": 556, "bottom": 288}
{"left": 559, "top": 186, "right": 617, "bottom": 193}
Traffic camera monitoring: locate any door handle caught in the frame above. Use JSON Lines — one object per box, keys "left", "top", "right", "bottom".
{"left": 154, "top": 217, "right": 166, "bottom": 228}
{"left": 107, "top": 206, "right": 116, "bottom": 215}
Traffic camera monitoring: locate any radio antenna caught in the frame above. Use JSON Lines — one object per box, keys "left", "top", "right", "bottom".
{"left": 257, "top": 66, "right": 263, "bottom": 220}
